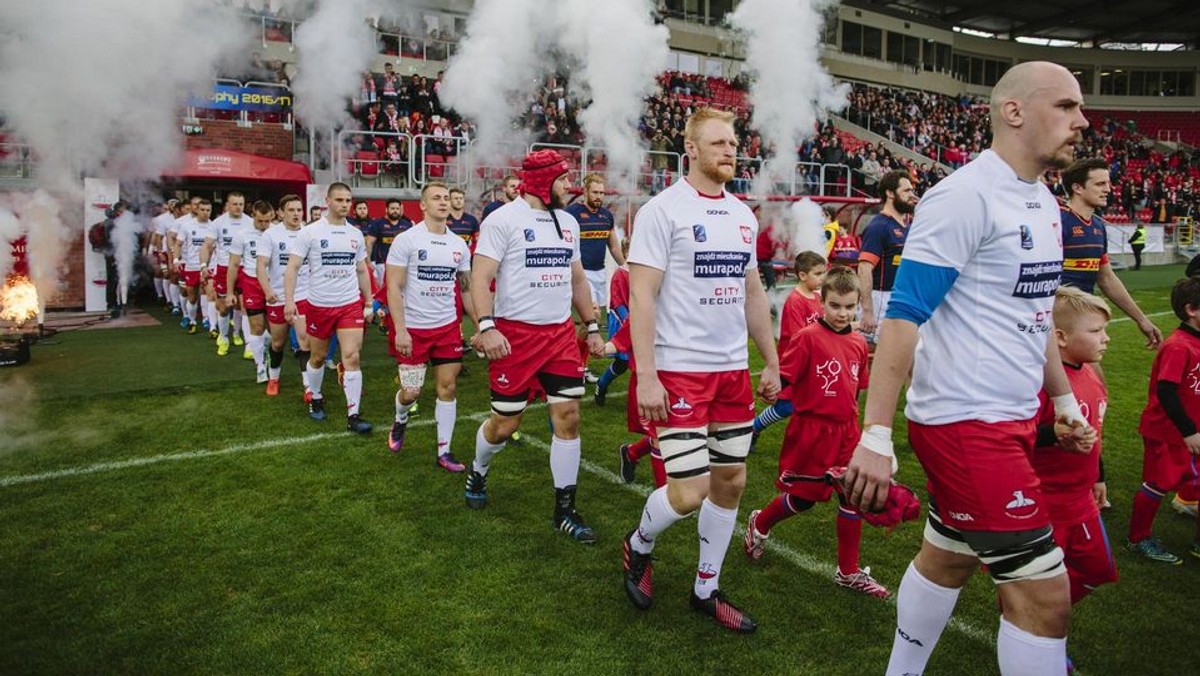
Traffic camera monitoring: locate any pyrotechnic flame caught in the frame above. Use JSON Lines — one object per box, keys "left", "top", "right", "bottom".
{"left": 0, "top": 276, "right": 39, "bottom": 325}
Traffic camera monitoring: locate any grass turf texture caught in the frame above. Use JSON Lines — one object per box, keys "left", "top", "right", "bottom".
{"left": 1, "top": 265, "right": 1198, "bottom": 674}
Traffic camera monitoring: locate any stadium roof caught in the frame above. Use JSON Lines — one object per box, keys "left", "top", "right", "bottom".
{"left": 847, "top": 0, "right": 1200, "bottom": 48}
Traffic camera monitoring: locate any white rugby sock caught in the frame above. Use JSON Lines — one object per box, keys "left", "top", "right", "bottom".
{"left": 886, "top": 562, "right": 961, "bottom": 676}
{"left": 342, "top": 369, "right": 362, "bottom": 416}
{"left": 435, "top": 398, "right": 456, "bottom": 456}
{"left": 394, "top": 391, "right": 414, "bottom": 424}
{"left": 236, "top": 310, "right": 247, "bottom": 338}
{"left": 307, "top": 362, "right": 324, "bottom": 399}
{"left": 218, "top": 311, "right": 230, "bottom": 338}
{"left": 693, "top": 498, "right": 737, "bottom": 599}
{"left": 549, "top": 436, "right": 581, "bottom": 489}
{"left": 473, "top": 423, "right": 505, "bottom": 475}
{"left": 631, "top": 486, "right": 687, "bottom": 555}
{"left": 153, "top": 278, "right": 164, "bottom": 298}
{"left": 997, "top": 616, "right": 1066, "bottom": 676}
{"left": 248, "top": 334, "right": 265, "bottom": 368}
{"left": 185, "top": 301, "right": 197, "bottom": 322}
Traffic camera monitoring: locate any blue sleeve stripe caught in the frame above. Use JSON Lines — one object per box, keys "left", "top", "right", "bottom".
{"left": 883, "top": 259, "right": 959, "bottom": 326}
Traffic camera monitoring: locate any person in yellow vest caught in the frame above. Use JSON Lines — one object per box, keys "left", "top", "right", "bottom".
{"left": 1128, "top": 223, "right": 1146, "bottom": 270}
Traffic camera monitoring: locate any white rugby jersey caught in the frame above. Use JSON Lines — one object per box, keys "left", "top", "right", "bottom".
{"left": 210, "top": 213, "right": 250, "bottom": 267}
{"left": 474, "top": 198, "right": 581, "bottom": 325}
{"left": 261, "top": 224, "right": 308, "bottom": 301}
{"left": 902, "top": 149, "right": 1064, "bottom": 425}
{"left": 151, "top": 212, "right": 174, "bottom": 253}
{"left": 386, "top": 221, "right": 471, "bottom": 329}
{"left": 231, "top": 227, "right": 268, "bottom": 277}
{"left": 170, "top": 214, "right": 194, "bottom": 256}
{"left": 628, "top": 179, "right": 758, "bottom": 372}
{"left": 181, "top": 220, "right": 214, "bottom": 271}
{"left": 286, "top": 219, "right": 367, "bottom": 307}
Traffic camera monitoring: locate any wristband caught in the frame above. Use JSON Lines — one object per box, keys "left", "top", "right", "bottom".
{"left": 478, "top": 317, "right": 496, "bottom": 333}
{"left": 1052, "top": 393, "right": 1086, "bottom": 427}
{"left": 586, "top": 320, "right": 599, "bottom": 335}
{"left": 859, "top": 424, "right": 898, "bottom": 475}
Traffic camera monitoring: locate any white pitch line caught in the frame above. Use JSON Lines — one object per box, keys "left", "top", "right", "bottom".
{"left": 3, "top": 383, "right": 996, "bottom": 647}
{"left": 1109, "top": 309, "right": 1173, "bottom": 324}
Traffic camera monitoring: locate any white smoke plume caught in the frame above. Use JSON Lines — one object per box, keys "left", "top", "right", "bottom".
{"left": 0, "top": 204, "right": 21, "bottom": 281}
{"left": 439, "top": 0, "right": 554, "bottom": 165}
{"left": 786, "top": 198, "right": 829, "bottom": 256}
{"left": 292, "top": 0, "right": 380, "bottom": 132}
{"left": 0, "top": 0, "right": 255, "bottom": 305}
{"left": 111, "top": 211, "right": 142, "bottom": 306}
{"left": 558, "top": 0, "right": 668, "bottom": 192}
{"left": 728, "top": 0, "right": 849, "bottom": 195}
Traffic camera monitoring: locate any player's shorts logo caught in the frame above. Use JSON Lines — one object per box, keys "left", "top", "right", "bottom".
{"left": 1004, "top": 490, "right": 1039, "bottom": 519}
{"left": 670, "top": 397, "right": 694, "bottom": 415}
{"left": 418, "top": 249, "right": 428, "bottom": 261}
{"left": 740, "top": 225, "right": 752, "bottom": 244}
{"left": 497, "top": 373, "right": 509, "bottom": 385}
{"left": 1019, "top": 225, "right": 1034, "bottom": 250}
{"left": 523, "top": 228, "right": 536, "bottom": 242}
{"left": 692, "top": 224, "right": 707, "bottom": 242}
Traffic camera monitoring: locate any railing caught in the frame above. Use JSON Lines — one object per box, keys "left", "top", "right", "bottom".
{"left": 377, "top": 32, "right": 457, "bottom": 62}
{"left": 0, "top": 142, "right": 34, "bottom": 179}
{"left": 1157, "top": 129, "right": 1182, "bottom": 144}
{"left": 579, "top": 145, "right": 684, "bottom": 194}
{"left": 412, "top": 133, "right": 468, "bottom": 186}
{"left": 335, "top": 130, "right": 413, "bottom": 188}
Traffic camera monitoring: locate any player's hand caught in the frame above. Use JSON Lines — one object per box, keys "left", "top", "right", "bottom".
{"left": 284, "top": 302, "right": 297, "bottom": 323}
{"left": 586, "top": 332, "right": 605, "bottom": 358}
{"left": 757, "top": 363, "right": 781, "bottom": 404}
{"left": 224, "top": 293, "right": 236, "bottom": 307}
{"left": 1054, "top": 416, "right": 1096, "bottom": 454}
{"left": 637, "top": 373, "right": 669, "bottom": 422}
{"left": 603, "top": 341, "right": 617, "bottom": 358}
{"left": 858, "top": 308, "right": 876, "bottom": 335}
{"left": 476, "top": 329, "right": 510, "bottom": 360}
{"left": 393, "top": 328, "right": 413, "bottom": 358}
{"left": 1092, "top": 481, "right": 1108, "bottom": 508}
{"left": 265, "top": 292, "right": 279, "bottom": 305}
{"left": 362, "top": 303, "right": 375, "bottom": 323}
{"left": 1137, "top": 319, "right": 1163, "bottom": 350}
{"left": 1184, "top": 433, "right": 1200, "bottom": 455}
{"left": 844, "top": 444, "right": 893, "bottom": 512}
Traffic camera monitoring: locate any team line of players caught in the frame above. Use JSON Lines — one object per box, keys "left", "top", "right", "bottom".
{"left": 144, "top": 96, "right": 1199, "bottom": 673}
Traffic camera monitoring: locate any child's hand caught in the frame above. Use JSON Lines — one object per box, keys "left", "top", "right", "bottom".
{"left": 603, "top": 341, "right": 616, "bottom": 357}
{"left": 1184, "top": 433, "right": 1200, "bottom": 455}
{"left": 1092, "top": 482, "right": 1108, "bottom": 509}
{"left": 1054, "top": 417, "right": 1096, "bottom": 454}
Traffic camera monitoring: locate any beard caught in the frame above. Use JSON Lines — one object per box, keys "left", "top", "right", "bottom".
{"left": 549, "top": 191, "right": 567, "bottom": 210}
{"left": 894, "top": 198, "right": 915, "bottom": 215}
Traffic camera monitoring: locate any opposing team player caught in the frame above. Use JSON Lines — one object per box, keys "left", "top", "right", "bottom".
{"left": 365, "top": 198, "right": 412, "bottom": 288}
{"left": 228, "top": 200, "right": 274, "bottom": 383}
{"left": 750, "top": 251, "right": 828, "bottom": 445}
{"left": 565, "top": 173, "right": 625, "bottom": 383}
{"left": 1058, "top": 157, "right": 1162, "bottom": 348}
{"left": 1129, "top": 277, "right": 1200, "bottom": 564}
{"left": 480, "top": 175, "right": 519, "bottom": 223}
{"left": 257, "top": 194, "right": 312, "bottom": 398}
{"left": 384, "top": 182, "right": 473, "bottom": 472}
{"left": 620, "top": 108, "right": 781, "bottom": 633}
{"left": 464, "top": 149, "right": 605, "bottom": 543}
{"left": 173, "top": 198, "right": 214, "bottom": 335}
{"left": 284, "top": 183, "right": 374, "bottom": 434}
{"left": 857, "top": 170, "right": 917, "bottom": 341}
{"left": 843, "top": 62, "right": 1092, "bottom": 676}
{"left": 204, "top": 192, "right": 251, "bottom": 356}
{"left": 447, "top": 187, "right": 480, "bottom": 251}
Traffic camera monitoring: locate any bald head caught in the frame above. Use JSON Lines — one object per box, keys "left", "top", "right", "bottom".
{"left": 989, "top": 61, "right": 1078, "bottom": 134}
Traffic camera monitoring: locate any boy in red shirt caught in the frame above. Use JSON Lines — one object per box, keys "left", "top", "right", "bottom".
{"left": 750, "top": 251, "right": 828, "bottom": 447}
{"left": 595, "top": 239, "right": 631, "bottom": 407}
{"left": 743, "top": 267, "right": 888, "bottom": 597}
{"left": 1129, "top": 276, "right": 1200, "bottom": 563}
{"left": 608, "top": 319, "right": 666, "bottom": 487}
{"left": 1031, "top": 287, "right": 1117, "bottom": 604}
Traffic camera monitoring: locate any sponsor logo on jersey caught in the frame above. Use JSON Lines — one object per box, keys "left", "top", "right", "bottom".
{"left": 320, "top": 251, "right": 355, "bottom": 265}
{"left": 693, "top": 251, "right": 750, "bottom": 278}
{"left": 1025, "top": 201, "right": 1042, "bottom": 209}
{"left": 740, "top": 225, "right": 752, "bottom": 244}
{"left": 1019, "top": 224, "right": 1033, "bottom": 250}
{"left": 416, "top": 265, "right": 455, "bottom": 282}
{"left": 1011, "top": 261, "right": 1062, "bottom": 299}
{"left": 525, "top": 247, "right": 571, "bottom": 268}
{"left": 1004, "top": 490, "right": 1039, "bottom": 519}
{"left": 523, "top": 228, "right": 536, "bottom": 242}
{"left": 706, "top": 209, "right": 729, "bottom": 216}
{"left": 693, "top": 224, "right": 707, "bottom": 242}
{"left": 1063, "top": 258, "right": 1101, "bottom": 271}
{"left": 418, "top": 249, "right": 428, "bottom": 261}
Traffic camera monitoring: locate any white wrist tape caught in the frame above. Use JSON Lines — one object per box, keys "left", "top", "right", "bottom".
{"left": 1052, "top": 394, "right": 1086, "bottom": 426}
{"left": 478, "top": 318, "right": 496, "bottom": 332}
{"left": 859, "top": 424, "right": 898, "bottom": 475}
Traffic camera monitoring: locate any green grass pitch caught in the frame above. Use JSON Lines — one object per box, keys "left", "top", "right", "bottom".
{"left": 1, "top": 265, "right": 1198, "bottom": 674}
